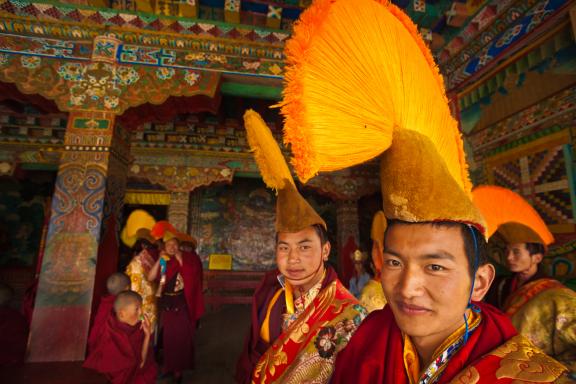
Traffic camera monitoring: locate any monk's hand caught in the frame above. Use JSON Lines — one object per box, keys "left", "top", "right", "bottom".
{"left": 141, "top": 314, "right": 152, "bottom": 337}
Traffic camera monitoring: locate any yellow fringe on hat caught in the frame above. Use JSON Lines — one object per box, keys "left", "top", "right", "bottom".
{"left": 472, "top": 186, "right": 554, "bottom": 246}
{"left": 280, "top": 0, "right": 471, "bottom": 194}
{"left": 244, "top": 109, "right": 294, "bottom": 191}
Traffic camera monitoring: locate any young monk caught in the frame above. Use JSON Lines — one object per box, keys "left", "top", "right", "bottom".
{"left": 358, "top": 211, "right": 387, "bottom": 313}
{"left": 87, "top": 272, "right": 131, "bottom": 352}
{"left": 235, "top": 111, "right": 366, "bottom": 384}
{"left": 273, "top": 0, "right": 569, "bottom": 381}
{"left": 475, "top": 186, "right": 576, "bottom": 372}
{"left": 148, "top": 233, "right": 204, "bottom": 383}
{"left": 83, "top": 290, "right": 157, "bottom": 384}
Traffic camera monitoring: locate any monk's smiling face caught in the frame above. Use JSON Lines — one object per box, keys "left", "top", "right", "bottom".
{"left": 381, "top": 222, "right": 494, "bottom": 351}
{"left": 276, "top": 226, "right": 330, "bottom": 293}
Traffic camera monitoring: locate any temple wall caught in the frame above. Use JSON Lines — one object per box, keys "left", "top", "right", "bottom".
{"left": 461, "top": 27, "right": 576, "bottom": 282}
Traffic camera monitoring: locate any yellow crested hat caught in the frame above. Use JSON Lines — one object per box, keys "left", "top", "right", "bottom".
{"left": 121, "top": 210, "right": 156, "bottom": 247}
{"left": 472, "top": 185, "right": 554, "bottom": 246}
{"left": 279, "top": 0, "right": 485, "bottom": 232}
{"left": 244, "top": 109, "right": 326, "bottom": 233}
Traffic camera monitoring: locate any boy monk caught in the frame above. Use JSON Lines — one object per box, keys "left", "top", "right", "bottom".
{"left": 88, "top": 272, "right": 131, "bottom": 352}
{"left": 84, "top": 290, "right": 157, "bottom": 384}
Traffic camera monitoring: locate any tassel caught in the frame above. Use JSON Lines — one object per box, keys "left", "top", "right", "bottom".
{"left": 244, "top": 109, "right": 294, "bottom": 191}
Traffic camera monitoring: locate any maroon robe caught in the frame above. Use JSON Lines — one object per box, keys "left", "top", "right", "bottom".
{"left": 331, "top": 302, "right": 517, "bottom": 383}
{"left": 83, "top": 315, "right": 157, "bottom": 384}
{"left": 87, "top": 294, "right": 116, "bottom": 353}
{"left": 158, "top": 251, "right": 204, "bottom": 373}
{"left": 235, "top": 267, "right": 340, "bottom": 384}
{"left": 0, "top": 306, "right": 28, "bottom": 366}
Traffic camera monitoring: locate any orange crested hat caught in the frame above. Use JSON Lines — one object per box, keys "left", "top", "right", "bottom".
{"left": 472, "top": 185, "right": 554, "bottom": 246}
{"left": 278, "top": 0, "right": 485, "bottom": 233}
{"left": 244, "top": 109, "right": 326, "bottom": 233}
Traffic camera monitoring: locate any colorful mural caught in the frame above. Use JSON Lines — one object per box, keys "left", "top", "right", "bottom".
{"left": 195, "top": 177, "right": 337, "bottom": 271}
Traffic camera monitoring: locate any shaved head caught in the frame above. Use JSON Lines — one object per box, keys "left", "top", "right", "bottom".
{"left": 106, "top": 272, "right": 131, "bottom": 295}
{"left": 113, "top": 290, "right": 142, "bottom": 314}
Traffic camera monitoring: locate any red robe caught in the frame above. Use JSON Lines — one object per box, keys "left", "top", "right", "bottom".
{"left": 0, "top": 306, "right": 28, "bottom": 366}
{"left": 331, "top": 302, "right": 568, "bottom": 383}
{"left": 158, "top": 251, "right": 204, "bottom": 373}
{"left": 83, "top": 315, "right": 157, "bottom": 384}
{"left": 87, "top": 294, "right": 116, "bottom": 353}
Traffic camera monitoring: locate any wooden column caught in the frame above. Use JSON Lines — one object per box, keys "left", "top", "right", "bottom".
{"left": 27, "top": 35, "right": 129, "bottom": 362}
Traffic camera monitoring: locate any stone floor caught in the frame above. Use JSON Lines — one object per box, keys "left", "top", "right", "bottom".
{"left": 0, "top": 304, "right": 252, "bottom": 384}
{"left": 185, "top": 304, "right": 251, "bottom": 383}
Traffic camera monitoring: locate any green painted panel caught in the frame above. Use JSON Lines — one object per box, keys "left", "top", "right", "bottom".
{"left": 221, "top": 82, "right": 282, "bottom": 100}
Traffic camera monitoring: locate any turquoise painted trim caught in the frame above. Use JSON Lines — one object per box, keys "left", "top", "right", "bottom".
{"left": 562, "top": 143, "right": 576, "bottom": 221}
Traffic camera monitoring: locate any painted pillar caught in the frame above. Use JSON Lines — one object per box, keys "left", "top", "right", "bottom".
{"left": 27, "top": 35, "right": 129, "bottom": 362}
{"left": 168, "top": 191, "right": 191, "bottom": 233}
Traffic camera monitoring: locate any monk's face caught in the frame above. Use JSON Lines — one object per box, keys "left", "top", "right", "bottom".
{"left": 381, "top": 223, "right": 492, "bottom": 347}
{"left": 164, "top": 239, "right": 179, "bottom": 256}
{"left": 276, "top": 226, "right": 330, "bottom": 292}
{"left": 118, "top": 302, "right": 142, "bottom": 326}
{"left": 506, "top": 243, "right": 542, "bottom": 274}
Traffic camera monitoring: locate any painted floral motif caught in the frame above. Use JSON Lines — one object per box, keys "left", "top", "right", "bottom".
{"left": 21, "top": 55, "right": 41, "bottom": 69}
{"left": 155, "top": 67, "right": 175, "bottom": 80}
{"left": 57, "top": 63, "right": 83, "bottom": 81}
{"left": 104, "top": 95, "right": 119, "bottom": 109}
{"left": 115, "top": 66, "right": 140, "bottom": 86}
{"left": 184, "top": 70, "right": 200, "bottom": 86}
{"left": 0, "top": 53, "right": 9, "bottom": 67}
{"left": 495, "top": 24, "right": 523, "bottom": 48}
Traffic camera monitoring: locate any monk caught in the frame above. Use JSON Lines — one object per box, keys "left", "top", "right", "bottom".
{"left": 126, "top": 239, "right": 158, "bottom": 328}
{"left": 474, "top": 185, "right": 576, "bottom": 372}
{"left": 358, "top": 211, "right": 387, "bottom": 313}
{"left": 0, "top": 282, "right": 28, "bottom": 366}
{"left": 83, "top": 290, "right": 157, "bottom": 384}
{"left": 332, "top": 221, "right": 568, "bottom": 383}
{"left": 87, "top": 272, "right": 131, "bottom": 352}
{"left": 148, "top": 236, "right": 204, "bottom": 382}
{"left": 235, "top": 110, "right": 366, "bottom": 384}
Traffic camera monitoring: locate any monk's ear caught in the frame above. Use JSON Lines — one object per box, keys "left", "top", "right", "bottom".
{"left": 371, "top": 240, "right": 383, "bottom": 272}
{"left": 533, "top": 252, "right": 544, "bottom": 264}
{"left": 470, "top": 263, "right": 495, "bottom": 302}
{"left": 322, "top": 241, "right": 331, "bottom": 262}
